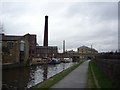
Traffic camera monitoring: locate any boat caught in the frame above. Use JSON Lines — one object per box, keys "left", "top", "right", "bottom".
{"left": 61, "top": 58, "right": 72, "bottom": 63}
{"left": 48, "top": 58, "right": 61, "bottom": 65}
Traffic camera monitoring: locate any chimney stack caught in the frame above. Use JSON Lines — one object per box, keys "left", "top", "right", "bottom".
{"left": 43, "top": 15, "right": 48, "bottom": 46}
{"left": 63, "top": 40, "right": 65, "bottom": 53}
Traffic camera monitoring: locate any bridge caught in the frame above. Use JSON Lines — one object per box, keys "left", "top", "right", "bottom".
{"left": 56, "top": 52, "right": 97, "bottom": 62}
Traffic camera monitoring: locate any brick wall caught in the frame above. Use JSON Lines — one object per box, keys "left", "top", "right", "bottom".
{"left": 2, "top": 41, "right": 19, "bottom": 63}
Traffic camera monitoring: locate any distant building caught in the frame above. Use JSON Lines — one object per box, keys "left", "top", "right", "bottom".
{"left": 78, "top": 46, "right": 98, "bottom": 54}
{"left": 77, "top": 46, "right": 98, "bottom": 59}
{"left": 36, "top": 46, "right": 58, "bottom": 58}
{"left": 66, "top": 50, "right": 76, "bottom": 53}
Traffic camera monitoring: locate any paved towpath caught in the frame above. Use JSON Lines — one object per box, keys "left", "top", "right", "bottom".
{"left": 51, "top": 60, "right": 90, "bottom": 88}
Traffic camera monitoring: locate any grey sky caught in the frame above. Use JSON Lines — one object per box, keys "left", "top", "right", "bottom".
{"left": 0, "top": 1, "right": 118, "bottom": 53}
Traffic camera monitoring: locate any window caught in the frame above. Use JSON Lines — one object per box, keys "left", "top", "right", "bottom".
{"left": 7, "top": 42, "right": 13, "bottom": 49}
{"left": 20, "top": 40, "right": 25, "bottom": 51}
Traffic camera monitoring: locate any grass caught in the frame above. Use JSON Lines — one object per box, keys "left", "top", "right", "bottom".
{"left": 88, "top": 61, "right": 97, "bottom": 88}
{"left": 89, "top": 61, "right": 115, "bottom": 88}
{"left": 36, "top": 61, "right": 83, "bottom": 89}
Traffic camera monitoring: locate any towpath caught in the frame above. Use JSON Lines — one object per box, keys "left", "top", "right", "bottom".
{"left": 51, "top": 60, "right": 90, "bottom": 88}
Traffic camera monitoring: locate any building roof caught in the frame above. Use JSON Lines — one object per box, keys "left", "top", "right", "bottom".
{"left": 78, "top": 46, "right": 90, "bottom": 49}
{"left": 36, "top": 46, "right": 57, "bottom": 49}
{"left": 2, "top": 33, "right": 37, "bottom": 41}
{"left": 78, "top": 45, "right": 98, "bottom": 52}
{"left": 2, "top": 34, "right": 22, "bottom": 41}
{"left": 24, "top": 33, "right": 36, "bottom": 36}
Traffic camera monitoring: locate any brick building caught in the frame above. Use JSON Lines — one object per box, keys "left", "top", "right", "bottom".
{"left": 77, "top": 46, "right": 98, "bottom": 59}
{"left": 2, "top": 33, "right": 58, "bottom": 64}
{"left": 36, "top": 46, "right": 58, "bottom": 58}
{"left": 1, "top": 16, "right": 58, "bottom": 64}
{"left": 2, "top": 33, "right": 37, "bottom": 64}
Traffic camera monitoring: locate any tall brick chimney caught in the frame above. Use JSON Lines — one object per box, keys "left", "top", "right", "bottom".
{"left": 43, "top": 15, "right": 48, "bottom": 46}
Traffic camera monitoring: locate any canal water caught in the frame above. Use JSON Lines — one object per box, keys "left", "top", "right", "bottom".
{"left": 2, "top": 62, "right": 78, "bottom": 89}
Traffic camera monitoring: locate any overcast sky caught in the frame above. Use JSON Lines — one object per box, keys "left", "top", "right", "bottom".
{"left": 0, "top": 0, "right": 119, "bottom": 53}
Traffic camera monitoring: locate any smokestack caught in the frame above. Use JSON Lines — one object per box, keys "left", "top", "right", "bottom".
{"left": 63, "top": 40, "right": 65, "bottom": 53}
{"left": 43, "top": 15, "right": 48, "bottom": 46}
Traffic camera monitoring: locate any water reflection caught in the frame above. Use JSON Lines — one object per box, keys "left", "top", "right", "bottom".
{"left": 27, "top": 66, "right": 44, "bottom": 88}
{"left": 43, "top": 64, "right": 48, "bottom": 81}
{"left": 2, "top": 62, "right": 77, "bottom": 89}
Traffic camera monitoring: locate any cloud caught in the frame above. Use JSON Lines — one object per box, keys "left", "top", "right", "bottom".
{"left": 1, "top": 2, "right": 118, "bottom": 52}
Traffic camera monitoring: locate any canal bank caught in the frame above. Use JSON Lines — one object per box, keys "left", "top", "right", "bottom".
{"left": 2, "top": 60, "right": 54, "bottom": 70}
{"left": 2, "top": 61, "right": 78, "bottom": 89}
{"left": 2, "top": 63, "right": 27, "bottom": 69}
{"left": 31, "top": 61, "right": 84, "bottom": 89}
{"left": 2, "top": 60, "right": 48, "bottom": 70}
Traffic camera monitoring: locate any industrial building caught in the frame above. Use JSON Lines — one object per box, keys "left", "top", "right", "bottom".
{"left": 2, "top": 15, "right": 58, "bottom": 64}
{"left": 2, "top": 33, "right": 36, "bottom": 64}
{"left": 77, "top": 46, "right": 98, "bottom": 59}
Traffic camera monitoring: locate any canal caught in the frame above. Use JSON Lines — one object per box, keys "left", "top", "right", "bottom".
{"left": 2, "top": 62, "right": 78, "bottom": 89}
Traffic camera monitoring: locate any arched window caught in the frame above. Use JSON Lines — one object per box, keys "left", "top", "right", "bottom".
{"left": 19, "top": 40, "right": 25, "bottom": 51}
